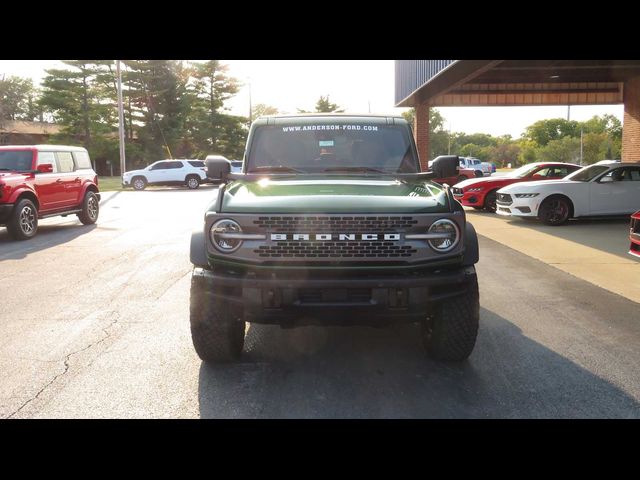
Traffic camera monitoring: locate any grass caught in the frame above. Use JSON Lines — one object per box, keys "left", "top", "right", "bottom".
{"left": 98, "top": 176, "right": 124, "bottom": 191}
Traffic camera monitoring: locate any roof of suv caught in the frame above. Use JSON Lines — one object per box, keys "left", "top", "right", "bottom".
{"left": 0, "top": 145, "right": 88, "bottom": 152}
{"left": 253, "top": 113, "right": 408, "bottom": 126}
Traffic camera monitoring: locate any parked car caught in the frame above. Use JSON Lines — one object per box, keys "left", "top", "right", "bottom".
{"left": 428, "top": 156, "right": 481, "bottom": 186}
{"left": 0, "top": 145, "right": 100, "bottom": 240}
{"left": 482, "top": 162, "right": 495, "bottom": 175}
{"left": 459, "top": 156, "right": 486, "bottom": 176}
{"left": 495, "top": 160, "right": 640, "bottom": 225}
{"left": 630, "top": 210, "right": 640, "bottom": 258}
{"left": 122, "top": 159, "right": 208, "bottom": 190}
{"left": 230, "top": 160, "right": 243, "bottom": 174}
{"left": 452, "top": 162, "right": 581, "bottom": 212}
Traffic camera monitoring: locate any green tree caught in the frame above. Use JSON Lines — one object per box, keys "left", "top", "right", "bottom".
{"left": 524, "top": 118, "right": 580, "bottom": 147}
{"left": 538, "top": 136, "right": 580, "bottom": 163}
{"left": 0, "top": 76, "right": 42, "bottom": 121}
{"left": 298, "top": 95, "right": 344, "bottom": 113}
{"left": 39, "top": 61, "right": 119, "bottom": 172}
{"left": 252, "top": 103, "right": 279, "bottom": 119}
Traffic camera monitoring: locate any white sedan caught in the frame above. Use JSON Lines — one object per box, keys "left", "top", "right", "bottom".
{"left": 495, "top": 160, "right": 640, "bottom": 225}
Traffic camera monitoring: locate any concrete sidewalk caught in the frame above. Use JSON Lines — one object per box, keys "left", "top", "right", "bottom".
{"left": 467, "top": 209, "right": 640, "bottom": 304}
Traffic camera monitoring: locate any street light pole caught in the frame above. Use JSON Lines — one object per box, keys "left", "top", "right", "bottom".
{"left": 117, "top": 60, "right": 126, "bottom": 179}
{"left": 580, "top": 127, "right": 584, "bottom": 165}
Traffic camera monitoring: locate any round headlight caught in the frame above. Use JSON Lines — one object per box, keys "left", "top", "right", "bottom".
{"left": 427, "top": 219, "right": 460, "bottom": 253}
{"left": 210, "top": 219, "right": 243, "bottom": 253}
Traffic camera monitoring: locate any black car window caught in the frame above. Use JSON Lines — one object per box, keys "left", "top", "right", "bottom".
{"left": 0, "top": 150, "right": 34, "bottom": 171}
{"left": 188, "top": 161, "right": 205, "bottom": 168}
{"left": 166, "top": 161, "right": 183, "bottom": 169}
{"left": 150, "top": 162, "right": 167, "bottom": 170}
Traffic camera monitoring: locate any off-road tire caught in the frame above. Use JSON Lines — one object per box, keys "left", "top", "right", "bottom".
{"left": 190, "top": 276, "right": 245, "bottom": 363}
{"left": 421, "top": 275, "right": 479, "bottom": 361}
{"left": 6, "top": 198, "right": 38, "bottom": 240}
{"left": 132, "top": 176, "right": 147, "bottom": 191}
{"left": 77, "top": 191, "right": 99, "bottom": 225}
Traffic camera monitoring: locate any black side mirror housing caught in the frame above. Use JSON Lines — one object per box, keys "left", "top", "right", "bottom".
{"left": 206, "top": 158, "right": 231, "bottom": 182}
{"left": 430, "top": 155, "right": 459, "bottom": 178}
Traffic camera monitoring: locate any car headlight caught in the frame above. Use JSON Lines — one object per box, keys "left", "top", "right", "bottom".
{"left": 210, "top": 219, "right": 243, "bottom": 253}
{"left": 468, "top": 187, "right": 484, "bottom": 192}
{"left": 514, "top": 193, "right": 539, "bottom": 198}
{"left": 427, "top": 219, "right": 460, "bottom": 253}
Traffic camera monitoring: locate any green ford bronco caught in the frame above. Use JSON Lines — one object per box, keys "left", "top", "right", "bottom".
{"left": 190, "top": 114, "right": 479, "bottom": 362}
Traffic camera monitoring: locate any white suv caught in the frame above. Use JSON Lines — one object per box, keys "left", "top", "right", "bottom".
{"left": 122, "top": 159, "right": 208, "bottom": 190}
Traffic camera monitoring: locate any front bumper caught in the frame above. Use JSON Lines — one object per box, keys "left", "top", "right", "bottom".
{"left": 453, "top": 190, "right": 487, "bottom": 208}
{"left": 496, "top": 197, "right": 539, "bottom": 217}
{"left": 0, "top": 203, "right": 14, "bottom": 223}
{"left": 191, "top": 265, "right": 477, "bottom": 326}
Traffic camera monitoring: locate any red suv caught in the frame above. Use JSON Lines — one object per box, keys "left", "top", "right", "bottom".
{"left": 0, "top": 145, "right": 101, "bottom": 240}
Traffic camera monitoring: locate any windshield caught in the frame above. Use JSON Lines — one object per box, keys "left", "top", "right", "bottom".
{"left": 510, "top": 163, "right": 542, "bottom": 178}
{"left": 247, "top": 124, "right": 419, "bottom": 174}
{"left": 565, "top": 164, "right": 610, "bottom": 182}
{"left": 0, "top": 150, "right": 34, "bottom": 172}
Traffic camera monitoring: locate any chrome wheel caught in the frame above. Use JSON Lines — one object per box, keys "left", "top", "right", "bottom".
{"left": 187, "top": 177, "right": 199, "bottom": 189}
{"left": 19, "top": 205, "right": 36, "bottom": 234}
{"left": 133, "top": 178, "right": 146, "bottom": 190}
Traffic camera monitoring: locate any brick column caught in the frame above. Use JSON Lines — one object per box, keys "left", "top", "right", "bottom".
{"left": 622, "top": 76, "right": 640, "bottom": 162}
{"left": 414, "top": 102, "right": 430, "bottom": 171}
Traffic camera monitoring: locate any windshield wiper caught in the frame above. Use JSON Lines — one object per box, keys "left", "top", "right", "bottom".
{"left": 322, "top": 167, "right": 387, "bottom": 174}
{"left": 247, "top": 166, "right": 304, "bottom": 173}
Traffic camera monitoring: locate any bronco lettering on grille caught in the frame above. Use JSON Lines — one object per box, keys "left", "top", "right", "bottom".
{"left": 270, "top": 233, "right": 401, "bottom": 241}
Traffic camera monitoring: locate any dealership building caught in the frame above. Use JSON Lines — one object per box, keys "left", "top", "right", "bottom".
{"left": 395, "top": 60, "right": 640, "bottom": 170}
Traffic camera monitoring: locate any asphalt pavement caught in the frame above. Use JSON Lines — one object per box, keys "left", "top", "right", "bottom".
{"left": 1, "top": 187, "right": 639, "bottom": 418}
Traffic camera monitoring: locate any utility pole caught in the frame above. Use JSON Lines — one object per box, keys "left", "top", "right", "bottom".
{"left": 448, "top": 122, "right": 452, "bottom": 155}
{"left": 580, "top": 127, "right": 583, "bottom": 165}
{"left": 567, "top": 104, "right": 571, "bottom": 121}
{"left": 117, "top": 60, "right": 126, "bottom": 179}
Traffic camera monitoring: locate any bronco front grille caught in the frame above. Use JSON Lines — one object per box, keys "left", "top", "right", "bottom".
{"left": 253, "top": 216, "right": 418, "bottom": 232}
{"left": 255, "top": 241, "right": 417, "bottom": 258}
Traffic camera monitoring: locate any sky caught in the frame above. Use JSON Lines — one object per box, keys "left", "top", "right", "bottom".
{"left": 0, "top": 60, "right": 624, "bottom": 138}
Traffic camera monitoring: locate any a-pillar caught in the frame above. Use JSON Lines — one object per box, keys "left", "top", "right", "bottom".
{"left": 622, "top": 76, "right": 640, "bottom": 162}
{"left": 414, "top": 102, "right": 430, "bottom": 171}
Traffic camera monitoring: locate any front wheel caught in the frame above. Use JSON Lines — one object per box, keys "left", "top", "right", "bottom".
{"left": 77, "top": 191, "right": 99, "bottom": 225}
{"left": 421, "top": 275, "right": 479, "bottom": 361}
{"left": 132, "top": 177, "right": 147, "bottom": 191}
{"left": 190, "top": 276, "right": 245, "bottom": 363}
{"left": 6, "top": 198, "right": 38, "bottom": 240}
{"left": 483, "top": 190, "right": 497, "bottom": 213}
{"left": 538, "top": 196, "right": 571, "bottom": 226}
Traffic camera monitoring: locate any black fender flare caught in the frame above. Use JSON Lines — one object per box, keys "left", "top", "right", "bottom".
{"left": 462, "top": 221, "right": 479, "bottom": 266}
{"left": 190, "top": 229, "right": 209, "bottom": 268}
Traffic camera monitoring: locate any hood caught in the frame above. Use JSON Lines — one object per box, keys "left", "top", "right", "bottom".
{"left": 455, "top": 175, "right": 515, "bottom": 189}
{"left": 498, "top": 178, "right": 580, "bottom": 192}
{"left": 123, "top": 168, "right": 146, "bottom": 176}
{"left": 218, "top": 176, "right": 451, "bottom": 214}
{"left": 0, "top": 170, "right": 28, "bottom": 180}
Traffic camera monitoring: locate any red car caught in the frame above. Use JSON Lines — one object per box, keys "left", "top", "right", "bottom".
{"left": 451, "top": 162, "right": 581, "bottom": 212}
{"left": 0, "top": 145, "right": 100, "bottom": 240}
{"left": 630, "top": 210, "right": 640, "bottom": 258}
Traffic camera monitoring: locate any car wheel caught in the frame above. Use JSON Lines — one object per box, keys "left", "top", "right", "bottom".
{"left": 186, "top": 175, "right": 200, "bottom": 190}
{"left": 190, "top": 275, "right": 245, "bottom": 363}
{"left": 484, "top": 190, "right": 497, "bottom": 213}
{"left": 421, "top": 275, "right": 479, "bottom": 361}
{"left": 77, "top": 191, "right": 99, "bottom": 225}
{"left": 474, "top": 170, "right": 483, "bottom": 178}
{"left": 132, "top": 177, "right": 147, "bottom": 191}
{"left": 7, "top": 198, "right": 38, "bottom": 240}
{"left": 538, "top": 195, "right": 571, "bottom": 226}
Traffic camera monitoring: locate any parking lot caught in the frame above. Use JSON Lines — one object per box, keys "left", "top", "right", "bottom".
{"left": 1, "top": 187, "right": 639, "bottom": 418}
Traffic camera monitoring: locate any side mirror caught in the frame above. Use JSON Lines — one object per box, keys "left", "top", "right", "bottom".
{"left": 206, "top": 158, "right": 231, "bottom": 182}
{"left": 600, "top": 176, "right": 613, "bottom": 183}
{"left": 37, "top": 163, "right": 53, "bottom": 173}
{"left": 430, "top": 155, "right": 459, "bottom": 179}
